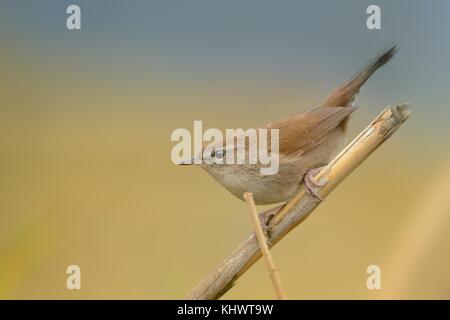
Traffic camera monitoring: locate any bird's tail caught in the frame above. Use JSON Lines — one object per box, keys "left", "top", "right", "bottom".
{"left": 321, "top": 44, "right": 397, "bottom": 107}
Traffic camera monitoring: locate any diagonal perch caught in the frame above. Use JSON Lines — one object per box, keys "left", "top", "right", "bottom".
{"left": 187, "top": 104, "right": 411, "bottom": 300}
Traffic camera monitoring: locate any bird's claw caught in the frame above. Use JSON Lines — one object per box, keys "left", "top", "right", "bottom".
{"left": 258, "top": 211, "right": 274, "bottom": 235}
{"left": 304, "top": 167, "right": 326, "bottom": 201}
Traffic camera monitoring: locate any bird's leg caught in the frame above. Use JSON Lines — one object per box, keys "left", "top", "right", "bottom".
{"left": 304, "top": 166, "right": 327, "bottom": 201}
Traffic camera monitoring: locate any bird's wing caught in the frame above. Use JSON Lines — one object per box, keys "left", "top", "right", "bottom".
{"left": 265, "top": 106, "right": 357, "bottom": 155}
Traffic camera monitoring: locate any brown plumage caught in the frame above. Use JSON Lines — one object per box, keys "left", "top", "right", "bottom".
{"left": 185, "top": 45, "right": 397, "bottom": 205}
{"left": 267, "top": 106, "right": 357, "bottom": 156}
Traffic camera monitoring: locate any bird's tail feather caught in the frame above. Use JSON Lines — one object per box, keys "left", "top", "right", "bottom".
{"left": 321, "top": 44, "right": 397, "bottom": 108}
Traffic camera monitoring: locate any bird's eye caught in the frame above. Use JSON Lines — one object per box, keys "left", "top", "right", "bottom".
{"left": 214, "top": 149, "right": 226, "bottom": 159}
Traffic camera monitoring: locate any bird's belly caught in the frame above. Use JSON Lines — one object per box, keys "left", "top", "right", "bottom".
{"left": 249, "top": 179, "right": 303, "bottom": 204}
{"left": 221, "top": 167, "right": 306, "bottom": 205}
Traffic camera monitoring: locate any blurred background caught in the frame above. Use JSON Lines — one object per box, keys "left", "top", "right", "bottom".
{"left": 1, "top": 0, "right": 449, "bottom": 299}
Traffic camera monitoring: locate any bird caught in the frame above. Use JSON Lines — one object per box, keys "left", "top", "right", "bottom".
{"left": 180, "top": 45, "right": 397, "bottom": 208}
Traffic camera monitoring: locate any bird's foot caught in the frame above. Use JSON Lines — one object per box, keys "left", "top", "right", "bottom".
{"left": 304, "top": 166, "right": 327, "bottom": 201}
{"left": 258, "top": 211, "right": 274, "bottom": 235}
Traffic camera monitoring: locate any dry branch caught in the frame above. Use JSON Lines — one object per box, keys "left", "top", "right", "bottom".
{"left": 187, "top": 104, "right": 411, "bottom": 300}
{"left": 244, "top": 192, "right": 286, "bottom": 300}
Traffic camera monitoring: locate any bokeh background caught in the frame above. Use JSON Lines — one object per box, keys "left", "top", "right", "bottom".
{"left": 1, "top": 0, "right": 449, "bottom": 299}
